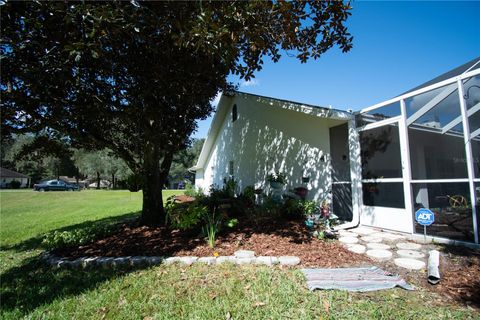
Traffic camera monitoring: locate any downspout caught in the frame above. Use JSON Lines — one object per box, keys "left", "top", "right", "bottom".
{"left": 334, "top": 116, "right": 361, "bottom": 230}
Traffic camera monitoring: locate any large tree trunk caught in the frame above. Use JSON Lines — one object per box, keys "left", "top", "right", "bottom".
{"left": 140, "top": 143, "right": 173, "bottom": 226}
{"left": 111, "top": 173, "right": 115, "bottom": 189}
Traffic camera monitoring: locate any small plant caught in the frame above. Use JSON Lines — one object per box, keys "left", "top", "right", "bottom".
{"left": 224, "top": 178, "right": 237, "bottom": 197}
{"left": 165, "top": 196, "right": 208, "bottom": 230}
{"left": 184, "top": 182, "right": 196, "bottom": 197}
{"left": 300, "top": 200, "right": 318, "bottom": 216}
{"left": 226, "top": 218, "right": 239, "bottom": 228}
{"left": 203, "top": 222, "right": 218, "bottom": 248}
{"left": 267, "top": 171, "right": 286, "bottom": 184}
{"left": 202, "top": 209, "right": 222, "bottom": 248}
{"left": 238, "top": 185, "right": 255, "bottom": 206}
{"left": 42, "top": 222, "right": 118, "bottom": 250}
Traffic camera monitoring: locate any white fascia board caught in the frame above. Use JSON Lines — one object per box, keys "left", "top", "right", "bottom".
{"left": 236, "top": 92, "right": 352, "bottom": 121}
{"left": 192, "top": 94, "right": 233, "bottom": 171}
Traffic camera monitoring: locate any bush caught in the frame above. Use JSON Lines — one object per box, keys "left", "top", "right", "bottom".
{"left": 165, "top": 196, "right": 209, "bottom": 230}
{"left": 184, "top": 182, "right": 205, "bottom": 198}
{"left": 42, "top": 222, "right": 118, "bottom": 250}
{"left": 9, "top": 180, "right": 21, "bottom": 189}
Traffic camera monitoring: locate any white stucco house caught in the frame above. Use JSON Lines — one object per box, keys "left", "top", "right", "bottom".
{"left": 0, "top": 167, "right": 30, "bottom": 188}
{"left": 192, "top": 57, "right": 480, "bottom": 245}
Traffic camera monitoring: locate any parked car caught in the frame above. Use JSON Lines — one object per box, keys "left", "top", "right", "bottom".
{"left": 33, "top": 180, "right": 80, "bottom": 192}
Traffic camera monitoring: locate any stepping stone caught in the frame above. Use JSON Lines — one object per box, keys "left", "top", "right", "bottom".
{"left": 351, "top": 227, "right": 378, "bottom": 236}
{"left": 346, "top": 244, "right": 366, "bottom": 254}
{"left": 394, "top": 258, "right": 426, "bottom": 270}
{"left": 396, "top": 242, "right": 422, "bottom": 250}
{"left": 255, "top": 256, "right": 279, "bottom": 266}
{"left": 234, "top": 250, "right": 255, "bottom": 259}
{"left": 366, "top": 243, "right": 390, "bottom": 250}
{"left": 197, "top": 257, "right": 217, "bottom": 265}
{"left": 379, "top": 233, "right": 405, "bottom": 241}
{"left": 366, "top": 249, "right": 392, "bottom": 261}
{"left": 339, "top": 236, "right": 359, "bottom": 244}
{"left": 396, "top": 250, "right": 425, "bottom": 259}
{"left": 361, "top": 236, "right": 383, "bottom": 243}
{"left": 337, "top": 230, "right": 358, "bottom": 238}
{"left": 278, "top": 256, "right": 300, "bottom": 266}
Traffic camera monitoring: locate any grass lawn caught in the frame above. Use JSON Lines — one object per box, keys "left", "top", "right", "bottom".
{"left": 1, "top": 190, "right": 477, "bottom": 319}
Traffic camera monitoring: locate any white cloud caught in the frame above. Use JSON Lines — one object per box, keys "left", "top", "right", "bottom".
{"left": 240, "top": 79, "right": 260, "bottom": 87}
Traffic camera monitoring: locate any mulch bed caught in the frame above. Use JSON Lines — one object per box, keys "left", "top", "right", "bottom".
{"left": 53, "top": 217, "right": 371, "bottom": 268}
{"left": 52, "top": 217, "right": 480, "bottom": 308}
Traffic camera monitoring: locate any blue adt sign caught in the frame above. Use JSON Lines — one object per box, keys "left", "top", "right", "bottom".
{"left": 415, "top": 208, "right": 435, "bottom": 226}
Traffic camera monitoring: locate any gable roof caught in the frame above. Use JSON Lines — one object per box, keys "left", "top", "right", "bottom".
{"left": 191, "top": 91, "right": 352, "bottom": 171}
{"left": 402, "top": 56, "right": 480, "bottom": 95}
{"left": 0, "top": 167, "right": 29, "bottom": 178}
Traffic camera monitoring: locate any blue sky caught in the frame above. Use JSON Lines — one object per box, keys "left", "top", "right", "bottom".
{"left": 192, "top": 1, "right": 480, "bottom": 139}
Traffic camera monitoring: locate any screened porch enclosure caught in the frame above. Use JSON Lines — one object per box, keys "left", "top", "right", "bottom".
{"left": 356, "top": 65, "right": 480, "bottom": 244}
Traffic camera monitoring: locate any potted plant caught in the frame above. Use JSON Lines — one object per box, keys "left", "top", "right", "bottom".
{"left": 267, "top": 172, "right": 286, "bottom": 189}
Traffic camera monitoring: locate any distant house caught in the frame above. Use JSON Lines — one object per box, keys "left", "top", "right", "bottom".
{"left": 192, "top": 57, "right": 480, "bottom": 245}
{"left": 0, "top": 167, "right": 30, "bottom": 188}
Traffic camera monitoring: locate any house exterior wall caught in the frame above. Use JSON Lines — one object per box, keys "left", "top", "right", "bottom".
{"left": 0, "top": 177, "right": 29, "bottom": 188}
{"left": 195, "top": 95, "right": 348, "bottom": 202}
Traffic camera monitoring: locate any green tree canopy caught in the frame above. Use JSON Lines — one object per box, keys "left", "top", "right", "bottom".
{"left": 1, "top": 1, "right": 353, "bottom": 225}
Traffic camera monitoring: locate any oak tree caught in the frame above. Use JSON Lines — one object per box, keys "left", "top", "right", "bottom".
{"left": 1, "top": 1, "right": 353, "bottom": 225}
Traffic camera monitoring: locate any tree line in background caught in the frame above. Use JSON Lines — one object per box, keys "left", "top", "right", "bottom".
{"left": 1, "top": 134, "right": 204, "bottom": 190}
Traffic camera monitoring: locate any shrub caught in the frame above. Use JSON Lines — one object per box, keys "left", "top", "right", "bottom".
{"left": 42, "top": 222, "right": 118, "bottom": 250}
{"left": 184, "top": 182, "right": 205, "bottom": 198}
{"left": 238, "top": 185, "right": 255, "bottom": 207}
{"left": 9, "top": 180, "right": 21, "bottom": 189}
{"left": 165, "top": 196, "right": 209, "bottom": 230}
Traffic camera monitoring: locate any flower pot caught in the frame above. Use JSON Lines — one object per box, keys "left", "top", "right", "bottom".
{"left": 269, "top": 181, "right": 284, "bottom": 189}
{"left": 302, "top": 176, "right": 310, "bottom": 183}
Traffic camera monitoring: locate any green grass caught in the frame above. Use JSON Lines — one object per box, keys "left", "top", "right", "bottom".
{"left": 0, "top": 189, "right": 178, "bottom": 247}
{"left": 0, "top": 190, "right": 477, "bottom": 319}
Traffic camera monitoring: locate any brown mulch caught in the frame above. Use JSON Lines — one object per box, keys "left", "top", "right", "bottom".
{"left": 53, "top": 217, "right": 371, "bottom": 268}
{"left": 52, "top": 217, "right": 480, "bottom": 308}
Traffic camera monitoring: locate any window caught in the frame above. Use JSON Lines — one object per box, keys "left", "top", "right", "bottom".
{"left": 229, "top": 161, "right": 234, "bottom": 176}
{"left": 362, "top": 182, "right": 405, "bottom": 208}
{"left": 359, "top": 125, "right": 402, "bottom": 179}
{"left": 232, "top": 104, "right": 238, "bottom": 122}
{"left": 412, "top": 182, "right": 474, "bottom": 242}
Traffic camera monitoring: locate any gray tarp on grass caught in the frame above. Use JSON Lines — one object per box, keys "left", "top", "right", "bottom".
{"left": 302, "top": 267, "right": 414, "bottom": 292}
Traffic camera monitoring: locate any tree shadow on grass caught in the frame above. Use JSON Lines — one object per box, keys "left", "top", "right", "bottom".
{"left": 0, "top": 254, "right": 144, "bottom": 314}
{"left": 0, "top": 211, "right": 140, "bottom": 252}
{"left": 0, "top": 211, "right": 209, "bottom": 315}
